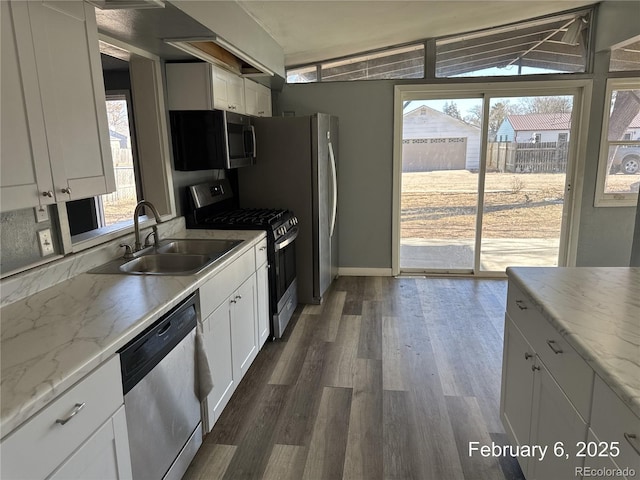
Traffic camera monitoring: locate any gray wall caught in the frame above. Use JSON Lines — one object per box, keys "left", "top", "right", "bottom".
{"left": 277, "top": 81, "right": 395, "bottom": 270}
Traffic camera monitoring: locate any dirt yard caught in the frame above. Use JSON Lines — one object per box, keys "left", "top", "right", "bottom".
{"left": 402, "top": 170, "right": 638, "bottom": 240}
{"left": 402, "top": 171, "right": 566, "bottom": 239}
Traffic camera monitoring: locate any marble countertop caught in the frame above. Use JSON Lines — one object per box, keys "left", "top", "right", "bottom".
{"left": 0, "top": 229, "right": 266, "bottom": 438}
{"left": 506, "top": 267, "right": 640, "bottom": 418}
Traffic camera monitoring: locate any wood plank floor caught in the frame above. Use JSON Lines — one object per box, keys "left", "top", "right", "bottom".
{"left": 183, "top": 276, "right": 526, "bottom": 480}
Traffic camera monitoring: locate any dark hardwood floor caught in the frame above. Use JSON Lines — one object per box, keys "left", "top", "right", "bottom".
{"left": 183, "top": 276, "right": 526, "bottom": 480}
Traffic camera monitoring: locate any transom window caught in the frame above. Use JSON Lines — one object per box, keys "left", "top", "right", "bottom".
{"left": 286, "top": 8, "right": 594, "bottom": 83}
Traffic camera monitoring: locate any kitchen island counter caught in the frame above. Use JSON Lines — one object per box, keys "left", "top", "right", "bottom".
{"left": 506, "top": 267, "right": 640, "bottom": 418}
{"left": 0, "top": 228, "right": 266, "bottom": 438}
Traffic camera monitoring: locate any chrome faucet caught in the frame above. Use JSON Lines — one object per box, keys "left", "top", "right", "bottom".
{"left": 133, "top": 200, "right": 162, "bottom": 252}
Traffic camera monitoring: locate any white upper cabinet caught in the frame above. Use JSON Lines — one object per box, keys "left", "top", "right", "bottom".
{"left": 1, "top": 1, "right": 53, "bottom": 211}
{"left": 166, "top": 63, "right": 246, "bottom": 114}
{"left": 212, "top": 66, "right": 245, "bottom": 113}
{"left": 244, "top": 79, "right": 272, "bottom": 117}
{"left": 0, "top": 0, "right": 115, "bottom": 212}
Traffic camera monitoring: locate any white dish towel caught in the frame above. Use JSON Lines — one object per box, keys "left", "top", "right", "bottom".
{"left": 195, "top": 322, "right": 214, "bottom": 401}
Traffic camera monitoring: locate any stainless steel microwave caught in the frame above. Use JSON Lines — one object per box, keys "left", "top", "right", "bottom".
{"left": 169, "top": 109, "right": 256, "bottom": 170}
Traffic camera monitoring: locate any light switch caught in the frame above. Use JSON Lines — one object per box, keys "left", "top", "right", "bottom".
{"left": 37, "top": 229, "right": 55, "bottom": 256}
{"left": 34, "top": 206, "right": 49, "bottom": 223}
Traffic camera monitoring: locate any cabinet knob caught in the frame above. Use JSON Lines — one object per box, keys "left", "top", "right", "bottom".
{"left": 61, "top": 187, "right": 72, "bottom": 195}
{"left": 42, "top": 190, "right": 54, "bottom": 198}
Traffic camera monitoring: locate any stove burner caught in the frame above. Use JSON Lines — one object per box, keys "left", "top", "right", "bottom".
{"left": 204, "top": 208, "right": 286, "bottom": 227}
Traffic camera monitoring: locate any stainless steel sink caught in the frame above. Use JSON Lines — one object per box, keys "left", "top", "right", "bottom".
{"left": 156, "top": 239, "right": 242, "bottom": 256}
{"left": 119, "top": 254, "right": 212, "bottom": 275}
{"left": 88, "top": 238, "right": 243, "bottom": 275}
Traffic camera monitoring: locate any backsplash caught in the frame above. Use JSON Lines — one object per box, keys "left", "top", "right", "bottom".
{"left": 0, "top": 216, "right": 186, "bottom": 307}
{"left": 0, "top": 206, "right": 61, "bottom": 275}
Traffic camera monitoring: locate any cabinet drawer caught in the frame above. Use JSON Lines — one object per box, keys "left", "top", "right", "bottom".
{"left": 1, "top": 356, "right": 123, "bottom": 480}
{"left": 255, "top": 238, "right": 268, "bottom": 267}
{"left": 590, "top": 375, "right": 640, "bottom": 474}
{"left": 507, "top": 283, "right": 593, "bottom": 421}
{"left": 200, "top": 248, "right": 255, "bottom": 319}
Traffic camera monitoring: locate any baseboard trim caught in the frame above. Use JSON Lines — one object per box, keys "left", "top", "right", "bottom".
{"left": 338, "top": 267, "right": 393, "bottom": 277}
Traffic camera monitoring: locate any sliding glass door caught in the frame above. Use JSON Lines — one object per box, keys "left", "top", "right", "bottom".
{"left": 397, "top": 84, "right": 581, "bottom": 275}
{"left": 400, "top": 98, "right": 483, "bottom": 272}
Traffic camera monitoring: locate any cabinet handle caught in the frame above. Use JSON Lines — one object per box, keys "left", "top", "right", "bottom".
{"left": 546, "top": 340, "right": 563, "bottom": 355}
{"left": 515, "top": 300, "right": 527, "bottom": 310}
{"left": 524, "top": 352, "right": 533, "bottom": 360}
{"left": 624, "top": 433, "right": 640, "bottom": 456}
{"left": 235, "top": 295, "right": 242, "bottom": 300}
{"left": 259, "top": 246, "right": 267, "bottom": 251}
{"left": 61, "top": 187, "right": 72, "bottom": 195}
{"left": 42, "top": 190, "right": 54, "bottom": 198}
{"left": 531, "top": 365, "right": 540, "bottom": 372}
{"left": 55, "top": 402, "right": 85, "bottom": 425}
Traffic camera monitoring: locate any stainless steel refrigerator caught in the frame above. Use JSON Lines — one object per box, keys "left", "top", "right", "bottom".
{"left": 237, "top": 113, "right": 338, "bottom": 305}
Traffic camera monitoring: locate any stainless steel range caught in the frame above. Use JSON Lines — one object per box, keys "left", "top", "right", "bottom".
{"left": 186, "top": 179, "right": 298, "bottom": 339}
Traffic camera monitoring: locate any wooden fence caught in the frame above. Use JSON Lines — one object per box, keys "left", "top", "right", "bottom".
{"left": 487, "top": 141, "right": 569, "bottom": 173}
{"left": 102, "top": 147, "right": 137, "bottom": 204}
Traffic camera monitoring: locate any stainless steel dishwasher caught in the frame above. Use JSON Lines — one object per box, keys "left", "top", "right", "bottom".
{"left": 120, "top": 293, "right": 202, "bottom": 480}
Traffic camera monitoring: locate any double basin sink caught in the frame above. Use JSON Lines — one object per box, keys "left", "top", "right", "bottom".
{"left": 90, "top": 239, "right": 242, "bottom": 276}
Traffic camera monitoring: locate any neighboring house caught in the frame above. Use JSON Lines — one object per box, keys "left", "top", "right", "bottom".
{"left": 495, "top": 113, "right": 572, "bottom": 143}
{"left": 403, "top": 106, "right": 481, "bottom": 171}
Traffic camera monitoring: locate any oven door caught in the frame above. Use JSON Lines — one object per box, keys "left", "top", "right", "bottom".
{"left": 272, "top": 227, "right": 298, "bottom": 337}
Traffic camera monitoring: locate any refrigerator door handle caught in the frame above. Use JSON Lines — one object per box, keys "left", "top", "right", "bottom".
{"left": 328, "top": 141, "right": 338, "bottom": 238}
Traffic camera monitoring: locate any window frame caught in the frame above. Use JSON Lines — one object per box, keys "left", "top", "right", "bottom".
{"left": 594, "top": 77, "right": 640, "bottom": 207}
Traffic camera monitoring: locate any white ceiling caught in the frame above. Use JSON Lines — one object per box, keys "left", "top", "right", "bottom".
{"left": 236, "top": 0, "right": 599, "bottom": 67}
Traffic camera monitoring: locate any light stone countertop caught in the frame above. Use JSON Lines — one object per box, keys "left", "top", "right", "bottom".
{"left": 0, "top": 229, "right": 266, "bottom": 438}
{"left": 506, "top": 267, "right": 640, "bottom": 418}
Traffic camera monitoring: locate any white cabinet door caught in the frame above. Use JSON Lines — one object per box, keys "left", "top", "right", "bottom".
{"left": 244, "top": 79, "right": 271, "bottom": 117}
{"left": 528, "top": 361, "right": 588, "bottom": 479}
{"left": 165, "top": 63, "right": 213, "bottom": 110}
{"left": 202, "top": 302, "right": 235, "bottom": 432}
{"left": 230, "top": 274, "right": 257, "bottom": 382}
{"left": 1, "top": 1, "right": 55, "bottom": 211}
{"left": 500, "top": 315, "right": 535, "bottom": 474}
{"left": 27, "top": 0, "right": 115, "bottom": 202}
{"left": 212, "top": 66, "right": 245, "bottom": 114}
{"left": 256, "top": 83, "right": 272, "bottom": 117}
{"left": 49, "top": 406, "right": 132, "bottom": 480}
{"left": 256, "top": 261, "right": 270, "bottom": 347}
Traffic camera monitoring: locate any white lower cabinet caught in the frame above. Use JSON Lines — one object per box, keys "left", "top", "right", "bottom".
{"left": 199, "top": 239, "right": 269, "bottom": 431}
{"left": 501, "top": 280, "right": 640, "bottom": 480}
{"left": 49, "top": 406, "right": 131, "bottom": 480}
{"left": 501, "top": 281, "right": 593, "bottom": 479}
{"left": 500, "top": 315, "right": 535, "bottom": 474}
{"left": 586, "top": 375, "right": 640, "bottom": 479}
{"left": 527, "top": 360, "right": 588, "bottom": 479}
{"left": 0, "top": 356, "right": 131, "bottom": 480}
